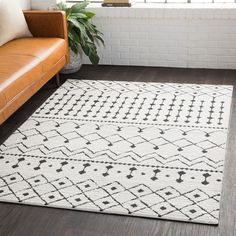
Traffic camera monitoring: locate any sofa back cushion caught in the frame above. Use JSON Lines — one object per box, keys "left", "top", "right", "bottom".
{"left": 0, "top": 0, "right": 32, "bottom": 46}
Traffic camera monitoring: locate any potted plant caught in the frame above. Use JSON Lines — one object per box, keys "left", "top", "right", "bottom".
{"left": 56, "top": 1, "right": 104, "bottom": 74}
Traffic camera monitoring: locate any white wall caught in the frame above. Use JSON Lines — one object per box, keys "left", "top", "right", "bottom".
{"left": 85, "top": 5, "right": 236, "bottom": 69}
{"left": 31, "top": 0, "right": 65, "bottom": 10}
{"left": 20, "top": 0, "right": 31, "bottom": 9}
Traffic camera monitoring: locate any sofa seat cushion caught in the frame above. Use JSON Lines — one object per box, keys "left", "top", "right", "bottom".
{"left": 0, "top": 55, "right": 42, "bottom": 103}
{"left": 0, "top": 38, "right": 66, "bottom": 73}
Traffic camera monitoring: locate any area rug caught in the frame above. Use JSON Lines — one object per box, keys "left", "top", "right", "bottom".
{"left": 0, "top": 80, "right": 233, "bottom": 225}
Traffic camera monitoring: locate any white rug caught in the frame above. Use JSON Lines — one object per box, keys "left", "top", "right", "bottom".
{"left": 0, "top": 80, "right": 233, "bottom": 224}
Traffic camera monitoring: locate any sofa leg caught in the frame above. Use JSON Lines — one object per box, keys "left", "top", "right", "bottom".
{"left": 56, "top": 73, "right": 60, "bottom": 87}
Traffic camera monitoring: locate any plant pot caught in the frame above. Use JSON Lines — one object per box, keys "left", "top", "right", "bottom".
{"left": 60, "top": 48, "right": 82, "bottom": 74}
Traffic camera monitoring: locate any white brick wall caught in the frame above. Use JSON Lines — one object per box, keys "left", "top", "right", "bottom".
{"left": 83, "top": 4, "right": 236, "bottom": 69}
{"left": 32, "top": 2, "right": 236, "bottom": 69}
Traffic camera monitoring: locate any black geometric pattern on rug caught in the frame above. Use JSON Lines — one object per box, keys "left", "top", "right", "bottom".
{"left": 0, "top": 80, "right": 233, "bottom": 225}
{"left": 33, "top": 80, "right": 232, "bottom": 128}
{"left": 0, "top": 172, "right": 220, "bottom": 222}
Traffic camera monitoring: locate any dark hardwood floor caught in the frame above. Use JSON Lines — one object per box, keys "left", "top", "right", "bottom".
{"left": 0, "top": 65, "right": 236, "bottom": 236}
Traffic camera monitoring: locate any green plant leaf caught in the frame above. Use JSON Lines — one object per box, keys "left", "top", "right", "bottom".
{"left": 95, "top": 35, "right": 105, "bottom": 45}
{"left": 56, "top": 2, "right": 67, "bottom": 11}
{"left": 56, "top": 1, "right": 104, "bottom": 65}
{"left": 68, "top": 26, "right": 80, "bottom": 44}
{"left": 70, "top": 13, "right": 87, "bottom": 19}
{"left": 68, "top": 18, "right": 81, "bottom": 28}
{"left": 85, "top": 12, "right": 96, "bottom": 19}
{"left": 71, "top": 1, "right": 89, "bottom": 13}
{"left": 89, "top": 52, "right": 99, "bottom": 65}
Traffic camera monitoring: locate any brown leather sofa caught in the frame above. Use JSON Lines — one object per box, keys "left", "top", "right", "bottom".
{"left": 0, "top": 11, "right": 69, "bottom": 125}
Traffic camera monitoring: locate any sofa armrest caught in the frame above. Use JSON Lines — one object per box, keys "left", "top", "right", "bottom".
{"left": 24, "top": 11, "right": 69, "bottom": 63}
{"left": 23, "top": 11, "right": 68, "bottom": 39}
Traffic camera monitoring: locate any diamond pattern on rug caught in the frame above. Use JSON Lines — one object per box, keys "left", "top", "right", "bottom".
{"left": 0, "top": 80, "right": 233, "bottom": 225}
{"left": 0, "top": 173, "right": 220, "bottom": 223}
